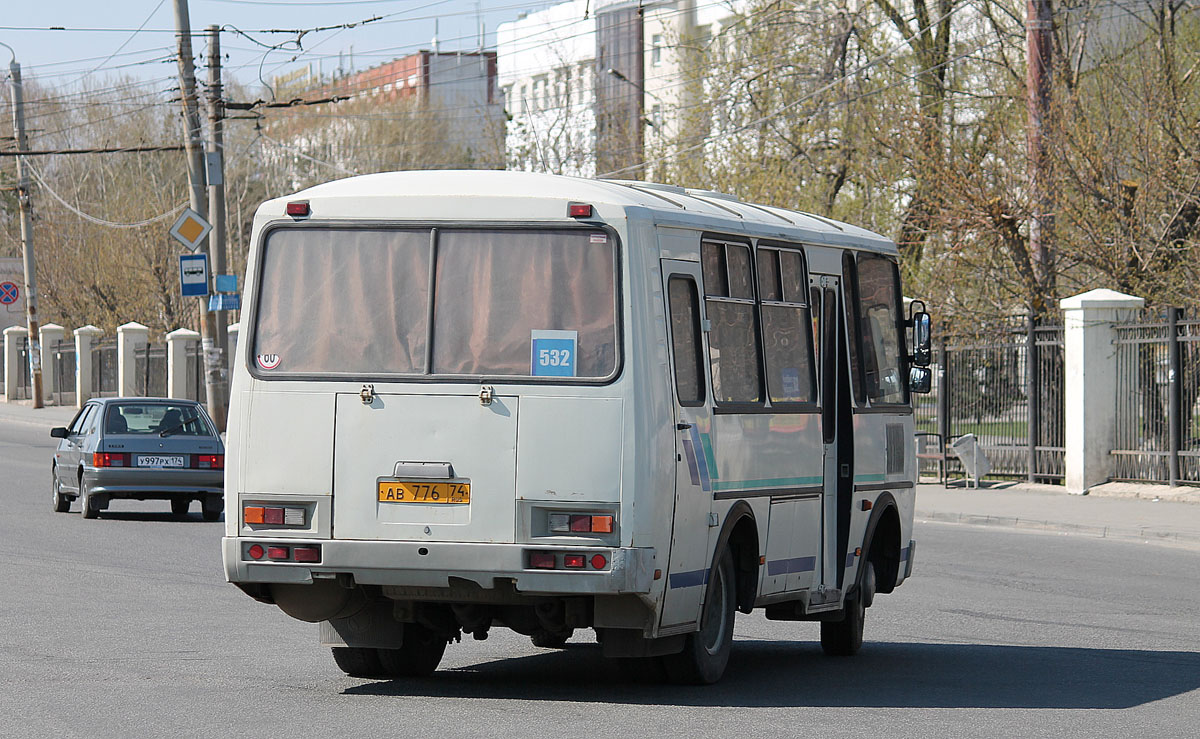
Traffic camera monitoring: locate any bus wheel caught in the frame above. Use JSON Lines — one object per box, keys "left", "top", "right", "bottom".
{"left": 377, "top": 624, "right": 447, "bottom": 677}
{"left": 663, "top": 548, "right": 736, "bottom": 684}
{"left": 821, "top": 562, "right": 872, "bottom": 656}
{"left": 331, "top": 647, "right": 385, "bottom": 678}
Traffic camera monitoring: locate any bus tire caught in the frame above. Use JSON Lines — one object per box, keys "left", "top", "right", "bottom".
{"left": 821, "top": 562, "right": 871, "bottom": 656}
{"left": 331, "top": 646, "right": 386, "bottom": 678}
{"left": 662, "top": 548, "right": 736, "bottom": 684}
{"left": 376, "top": 624, "right": 447, "bottom": 677}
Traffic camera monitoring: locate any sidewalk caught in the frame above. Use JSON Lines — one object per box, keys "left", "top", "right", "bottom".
{"left": 0, "top": 398, "right": 79, "bottom": 429}
{"left": 917, "top": 481, "right": 1200, "bottom": 550}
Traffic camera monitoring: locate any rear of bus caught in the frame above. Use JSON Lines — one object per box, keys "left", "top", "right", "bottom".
{"left": 222, "top": 186, "right": 661, "bottom": 668}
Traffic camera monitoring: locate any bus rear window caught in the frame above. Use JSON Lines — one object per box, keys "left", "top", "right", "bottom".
{"left": 252, "top": 227, "right": 618, "bottom": 380}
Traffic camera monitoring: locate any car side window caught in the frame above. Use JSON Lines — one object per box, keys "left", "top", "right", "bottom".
{"left": 71, "top": 406, "right": 95, "bottom": 436}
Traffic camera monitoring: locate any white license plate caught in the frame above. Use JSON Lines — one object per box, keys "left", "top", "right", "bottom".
{"left": 137, "top": 455, "right": 185, "bottom": 468}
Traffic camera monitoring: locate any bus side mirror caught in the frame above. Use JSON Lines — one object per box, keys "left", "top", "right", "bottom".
{"left": 909, "top": 366, "right": 932, "bottom": 394}
{"left": 50, "top": 427, "right": 69, "bottom": 439}
{"left": 910, "top": 311, "right": 931, "bottom": 367}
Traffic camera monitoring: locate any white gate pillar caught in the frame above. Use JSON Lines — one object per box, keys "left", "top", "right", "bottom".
{"left": 166, "top": 328, "right": 200, "bottom": 400}
{"left": 74, "top": 325, "right": 103, "bottom": 407}
{"left": 117, "top": 322, "right": 150, "bottom": 397}
{"left": 3, "top": 325, "right": 28, "bottom": 401}
{"left": 39, "top": 323, "right": 65, "bottom": 404}
{"left": 1060, "top": 289, "right": 1145, "bottom": 493}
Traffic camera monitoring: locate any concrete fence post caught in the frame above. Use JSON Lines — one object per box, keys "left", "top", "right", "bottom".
{"left": 117, "top": 322, "right": 150, "bottom": 397}
{"left": 1060, "top": 289, "right": 1146, "bottom": 493}
{"left": 4, "top": 325, "right": 29, "bottom": 401}
{"left": 74, "top": 325, "right": 103, "bottom": 407}
{"left": 39, "top": 323, "right": 65, "bottom": 404}
{"left": 166, "top": 328, "right": 200, "bottom": 400}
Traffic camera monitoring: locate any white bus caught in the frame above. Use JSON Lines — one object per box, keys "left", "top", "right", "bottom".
{"left": 222, "top": 170, "right": 932, "bottom": 684}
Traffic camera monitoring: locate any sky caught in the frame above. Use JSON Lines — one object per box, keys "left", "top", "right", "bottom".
{"left": 0, "top": 0, "right": 563, "bottom": 93}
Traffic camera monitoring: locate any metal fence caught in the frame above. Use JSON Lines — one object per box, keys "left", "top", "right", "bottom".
{"left": 134, "top": 342, "right": 167, "bottom": 398}
{"left": 13, "top": 337, "right": 32, "bottom": 400}
{"left": 1112, "top": 308, "right": 1200, "bottom": 485}
{"left": 186, "top": 342, "right": 207, "bottom": 403}
{"left": 51, "top": 339, "right": 76, "bottom": 407}
{"left": 91, "top": 339, "right": 118, "bottom": 397}
{"left": 916, "top": 318, "right": 1065, "bottom": 483}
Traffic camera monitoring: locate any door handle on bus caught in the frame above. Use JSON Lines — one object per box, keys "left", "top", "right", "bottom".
{"left": 676, "top": 422, "right": 692, "bottom": 430}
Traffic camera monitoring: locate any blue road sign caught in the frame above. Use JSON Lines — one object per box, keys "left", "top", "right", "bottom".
{"left": 215, "top": 274, "right": 237, "bottom": 293}
{"left": 208, "top": 293, "right": 241, "bottom": 311}
{"left": 179, "top": 254, "right": 209, "bottom": 297}
{"left": 0, "top": 281, "right": 18, "bottom": 305}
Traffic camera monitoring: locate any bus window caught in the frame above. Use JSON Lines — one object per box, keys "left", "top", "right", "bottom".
{"left": 757, "top": 247, "right": 815, "bottom": 405}
{"left": 856, "top": 253, "right": 907, "bottom": 405}
{"left": 667, "top": 277, "right": 705, "bottom": 406}
{"left": 701, "top": 240, "right": 762, "bottom": 404}
{"left": 841, "top": 252, "right": 867, "bottom": 405}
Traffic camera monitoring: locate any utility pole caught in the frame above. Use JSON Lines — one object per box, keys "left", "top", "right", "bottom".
{"left": 1026, "top": 0, "right": 1055, "bottom": 318}
{"left": 173, "top": 0, "right": 227, "bottom": 430}
{"left": 7, "top": 56, "right": 43, "bottom": 408}
{"left": 206, "top": 25, "right": 229, "bottom": 367}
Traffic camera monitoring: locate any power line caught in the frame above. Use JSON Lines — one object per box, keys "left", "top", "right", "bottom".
{"left": 0, "top": 145, "right": 185, "bottom": 156}
{"left": 24, "top": 160, "right": 187, "bottom": 229}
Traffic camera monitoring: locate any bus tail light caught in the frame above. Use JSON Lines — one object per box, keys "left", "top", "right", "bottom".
{"left": 243, "top": 505, "right": 306, "bottom": 527}
{"left": 563, "top": 554, "right": 585, "bottom": 569}
{"left": 266, "top": 546, "right": 289, "bottom": 560}
{"left": 529, "top": 552, "right": 556, "bottom": 569}
{"left": 549, "top": 513, "right": 615, "bottom": 534}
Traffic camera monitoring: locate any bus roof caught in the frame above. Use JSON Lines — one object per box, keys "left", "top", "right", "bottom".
{"left": 264, "top": 170, "right": 898, "bottom": 255}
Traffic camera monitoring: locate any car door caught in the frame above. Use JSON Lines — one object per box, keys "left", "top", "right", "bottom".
{"left": 58, "top": 404, "right": 96, "bottom": 491}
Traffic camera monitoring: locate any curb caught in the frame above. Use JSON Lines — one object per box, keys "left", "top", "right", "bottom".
{"left": 916, "top": 510, "right": 1200, "bottom": 550}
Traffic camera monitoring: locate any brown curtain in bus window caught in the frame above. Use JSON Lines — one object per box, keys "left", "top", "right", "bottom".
{"left": 432, "top": 230, "right": 617, "bottom": 377}
{"left": 252, "top": 229, "right": 430, "bottom": 374}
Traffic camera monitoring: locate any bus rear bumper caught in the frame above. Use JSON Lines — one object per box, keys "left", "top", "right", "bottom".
{"left": 222, "top": 537, "right": 657, "bottom": 596}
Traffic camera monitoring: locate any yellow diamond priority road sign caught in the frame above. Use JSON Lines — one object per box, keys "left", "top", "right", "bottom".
{"left": 169, "top": 208, "right": 212, "bottom": 251}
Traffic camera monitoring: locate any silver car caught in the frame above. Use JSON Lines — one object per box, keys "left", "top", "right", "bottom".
{"left": 51, "top": 398, "right": 224, "bottom": 520}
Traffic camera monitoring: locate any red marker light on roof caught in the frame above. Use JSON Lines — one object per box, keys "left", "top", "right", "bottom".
{"left": 568, "top": 203, "right": 592, "bottom": 218}
{"left": 286, "top": 201, "right": 310, "bottom": 217}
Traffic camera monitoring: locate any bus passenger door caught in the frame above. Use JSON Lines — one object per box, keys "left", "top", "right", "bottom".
{"left": 810, "top": 276, "right": 853, "bottom": 607}
{"left": 658, "top": 260, "right": 716, "bottom": 629}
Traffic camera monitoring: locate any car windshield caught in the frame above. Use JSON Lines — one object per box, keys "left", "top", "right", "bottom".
{"left": 104, "top": 404, "right": 214, "bottom": 436}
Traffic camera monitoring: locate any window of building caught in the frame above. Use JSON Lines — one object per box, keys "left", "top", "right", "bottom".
{"left": 701, "top": 239, "right": 762, "bottom": 404}
{"left": 652, "top": 34, "right": 664, "bottom": 66}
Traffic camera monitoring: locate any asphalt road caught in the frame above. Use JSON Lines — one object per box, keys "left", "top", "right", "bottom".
{"left": 2, "top": 415, "right": 1199, "bottom": 738}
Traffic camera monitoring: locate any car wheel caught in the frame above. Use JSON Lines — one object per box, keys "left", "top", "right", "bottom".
{"left": 201, "top": 495, "right": 222, "bottom": 522}
{"left": 171, "top": 498, "right": 191, "bottom": 516}
{"left": 820, "top": 562, "right": 871, "bottom": 657}
{"left": 331, "top": 647, "right": 386, "bottom": 678}
{"left": 662, "top": 548, "right": 736, "bottom": 684}
{"left": 52, "top": 467, "right": 70, "bottom": 513}
{"left": 79, "top": 477, "right": 99, "bottom": 519}
{"left": 376, "top": 623, "right": 447, "bottom": 677}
